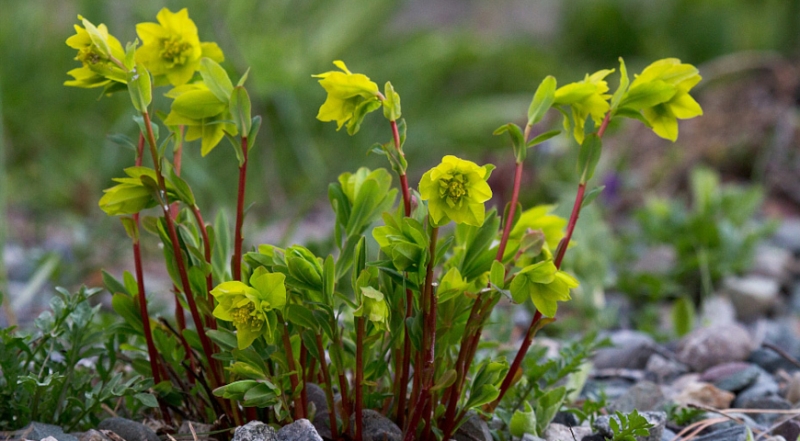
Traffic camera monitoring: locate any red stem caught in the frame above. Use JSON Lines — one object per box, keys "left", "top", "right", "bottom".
{"left": 232, "top": 137, "right": 248, "bottom": 282}
{"left": 141, "top": 112, "right": 222, "bottom": 389}
{"left": 492, "top": 111, "right": 612, "bottom": 407}
{"left": 495, "top": 161, "right": 525, "bottom": 261}
{"left": 131, "top": 133, "right": 171, "bottom": 424}
{"left": 189, "top": 205, "right": 216, "bottom": 330}
{"left": 300, "top": 340, "right": 309, "bottom": 414}
{"left": 355, "top": 317, "right": 366, "bottom": 441}
{"left": 403, "top": 226, "right": 439, "bottom": 441}
{"left": 281, "top": 320, "right": 305, "bottom": 420}
{"left": 315, "top": 333, "right": 339, "bottom": 437}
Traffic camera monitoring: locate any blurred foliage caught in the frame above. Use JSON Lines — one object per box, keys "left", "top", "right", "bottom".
{"left": 3, "top": 0, "right": 798, "bottom": 220}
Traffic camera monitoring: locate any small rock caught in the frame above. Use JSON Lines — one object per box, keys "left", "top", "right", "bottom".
{"left": 232, "top": 421, "right": 278, "bottom": 441}
{"left": 277, "top": 419, "right": 322, "bottom": 441}
{"left": 16, "top": 422, "right": 79, "bottom": 441}
{"left": 707, "top": 413, "right": 762, "bottom": 433}
{"left": 78, "top": 430, "right": 112, "bottom": 441}
{"left": 673, "top": 381, "right": 735, "bottom": 409}
{"left": 594, "top": 331, "right": 657, "bottom": 370}
{"left": 521, "top": 435, "right": 546, "bottom": 441}
{"left": 725, "top": 276, "right": 781, "bottom": 321}
{"left": 542, "top": 423, "right": 593, "bottom": 441}
{"left": 748, "top": 348, "right": 800, "bottom": 373}
{"left": 699, "top": 296, "right": 738, "bottom": 327}
{"left": 738, "top": 396, "right": 791, "bottom": 425}
{"left": 593, "top": 411, "right": 666, "bottom": 441}
{"left": 311, "top": 411, "right": 334, "bottom": 439}
{"left": 582, "top": 378, "right": 636, "bottom": 401}
{"left": 772, "top": 218, "right": 800, "bottom": 254}
{"left": 551, "top": 411, "right": 579, "bottom": 427}
{"left": 733, "top": 367, "right": 780, "bottom": 408}
{"left": 690, "top": 426, "right": 747, "bottom": 441}
{"left": 352, "top": 409, "right": 402, "bottom": 441}
{"left": 454, "top": 412, "right": 492, "bottom": 441}
{"left": 751, "top": 244, "right": 792, "bottom": 280}
{"left": 646, "top": 354, "right": 689, "bottom": 382}
{"left": 661, "top": 428, "right": 676, "bottom": 441}
{"left": 608, "top": 381, "right": 665, "bottom": 413}
{"left": 98, "top": 418, "right": 159, "bottom": 441}
{"left": 773, "top": 420, "right": 800, "bottom": 441}
{"left": 701, "top": 363, "right": 760, "bottom": 392}
{"left": 676, "top": 324, "right": 754, "bottom": 372}
{"left": 305, "top": 383, "right": 329, "bottom": 417}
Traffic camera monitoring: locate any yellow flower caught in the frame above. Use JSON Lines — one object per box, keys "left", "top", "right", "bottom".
{"left": 419, "top": 155, "right": 493, "bottom": 227}
{"left": 625, "top": 58, "right": 703, "bottom": 141}
{"left": 211, "top": 268, "right": 286, "bottom": 349}
{"left": 135, "top": 8, "right": 224, "bottom": 86}
{"left": 64, "top": 16, "right": 126, "bottom": 89}
{"left": 313, "top": 60, "right": 380, "bottom": 135}
{"left": 554, "top": 69, "right": 614, "bottom": 144}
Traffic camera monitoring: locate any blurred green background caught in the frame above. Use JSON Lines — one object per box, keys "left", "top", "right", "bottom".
{"left": 1, "top": 0, "right": 799, "bottom": 322}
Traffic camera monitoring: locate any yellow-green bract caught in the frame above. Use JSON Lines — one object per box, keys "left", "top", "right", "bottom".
{"left": 313, "top": 60, "right": 381, "bottom": 135}
{"left": 211, "top": 268, "right": 286, "bottom": 349}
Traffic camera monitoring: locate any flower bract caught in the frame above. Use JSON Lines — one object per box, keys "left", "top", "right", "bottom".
{"left": 65, "top": 16, "right": 126, "bottom": 89}
{"left": 135, "top": 8, "right": 224, "bottom": 86}
{"left": 622, "top": 58, "right": 703, "bottom": 141}
{"left": 354, "top": 287, "right": 389, "bottom": 331}
{"left": 313, "top": 60, "right": 380, "bottom": 135}
{"left": 509, "top": 260, "right": 578, "bottom": 318}
{"left": 554, "top": 69, "right": 614, "bottom": 144}
{"left": 163, "top": 81, "right": 237, "bottom": 155}
{"left": 419, "top": 155, "right": 493, "bottom": 227}
{"left": 211, "top": 268, "right": 286, "bottom": 349}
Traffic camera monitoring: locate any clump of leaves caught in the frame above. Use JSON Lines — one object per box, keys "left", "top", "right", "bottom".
{"left": 664, "top": 404, "right": 705, "bottom": 427}
{"left": 617, "top": 166, "right": 776, "bottom": 328}
{"left": 0, "top": 287, "right": 150, "bottom": 431}
{"left": 609, "top": 410, "right": 654, "bottom": 441}
{"left": 566, "top": 394, "right": 608, "bottom": 426}
{"left": 494, "top": 334, "right": 608, "bottom": 438}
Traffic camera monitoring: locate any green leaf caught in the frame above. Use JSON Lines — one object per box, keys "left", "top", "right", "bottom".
{"left": 533, "top": 385, "right": 567, "bottom": 435}
{"left": 207, "top": 329, "right": 238, "bottom": 351}
{"left": 510, "top": 402, "right": 538, "bottom": 437}
{"left": 490, "top": 260, "right": 505, "bottom": 289}
{"left": 134, "top": 393, "right": 159, "bottom": 408}
{"left": 171, "top": 89, "right": 227, "bottom": 120}
{"left": 528, "top": 75, "right": 557, "bottom": 126}
{"left": 127, "top": 64, "right": 152, "bottom": 112}
{"left": 285, "top": 304, "right": 320, "bottom": 332}
{"left": 671, "top": 296, "right": 695, "bottom": 337}
{"left": 382, "top": 81, "right": 402, "bottom": 121}
{"left": 347, "top": 98, "right": 381, "bottom": 136}
{"left": 248, "top": 115, "right": 262, "bottom": 150}
{"left": 581, "top": 185, "right": 606, "bottom": 208}
{"left": 111, "top": 293, "right": 143, "bottom": 334}
{"left": 526, "top": 129, "right": 561, "bottom": 148}
{"left": 431, "top": 369, "right": 457, "bottom": 392}
{"left": 577, "top": 133, "right": 602, "bottom": 184}
{"left": 81, "top": 17, "right": 111, "bottom": 58}
{"left": 237, "top": 68, "right": 251, "bottom": 87}
{"left": 120, "top": 216, "right": 139, "bottom": 242}
{"left": 199, "top": 58, "right": 234, "bottom": 102}
{"left": 102, "top": 270, "right": 129, "bottom": 296}
{"left": 231, "top": 86, "right": 252, "bottom": 136}
{"left": 166, "top": 165, "right": 196, "bottom": 206}
{"left": 494, "top": 123, "right": 526, "bottom": 163}
{"left": 611, "top": 57, "right": 630, "bottom": 111}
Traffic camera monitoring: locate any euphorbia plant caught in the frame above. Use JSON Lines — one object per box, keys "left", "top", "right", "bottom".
{"left": 66, "top": 7, "right": 702, "bottom": 440}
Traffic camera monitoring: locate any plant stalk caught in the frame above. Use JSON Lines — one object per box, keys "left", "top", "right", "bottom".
{"left": 493, "top": 111, "right": 612, "bottom": 406}
{"left": 355, "top": 317, "right": 366, "bottom": 441}
{"left": 141, "top": 111, "right": 222, "bottom": 389}
{"left": 403, "top": 226, "right": 439, "bottom": 441}
{"left": 232, "top": 137, "right": 249, "bottom": 282}
{"left": 281, "top": 320, "right": 305, "bottom": 420}
{"left": 315, "top": 333, "right": 339, "bottom": 437}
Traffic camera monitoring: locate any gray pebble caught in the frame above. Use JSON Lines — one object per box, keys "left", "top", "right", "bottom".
{"left": 97, "top": 419, "right": 158, "bottom": 441}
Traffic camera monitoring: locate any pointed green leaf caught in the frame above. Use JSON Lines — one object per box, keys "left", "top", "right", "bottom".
{"left": 577, "top": 134, "right": 602, "bottom": 183}
{"left": 231, "top": 86, "right": 252, "bottom": 136}
{"left": 526, "top": 129, "right": 561, "bottom": 148}
{"left": 199, "top": 58, "right": 234, "bottom": 103}
{"left": 528, "top": 75, "right": 557, "bottom": 126}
